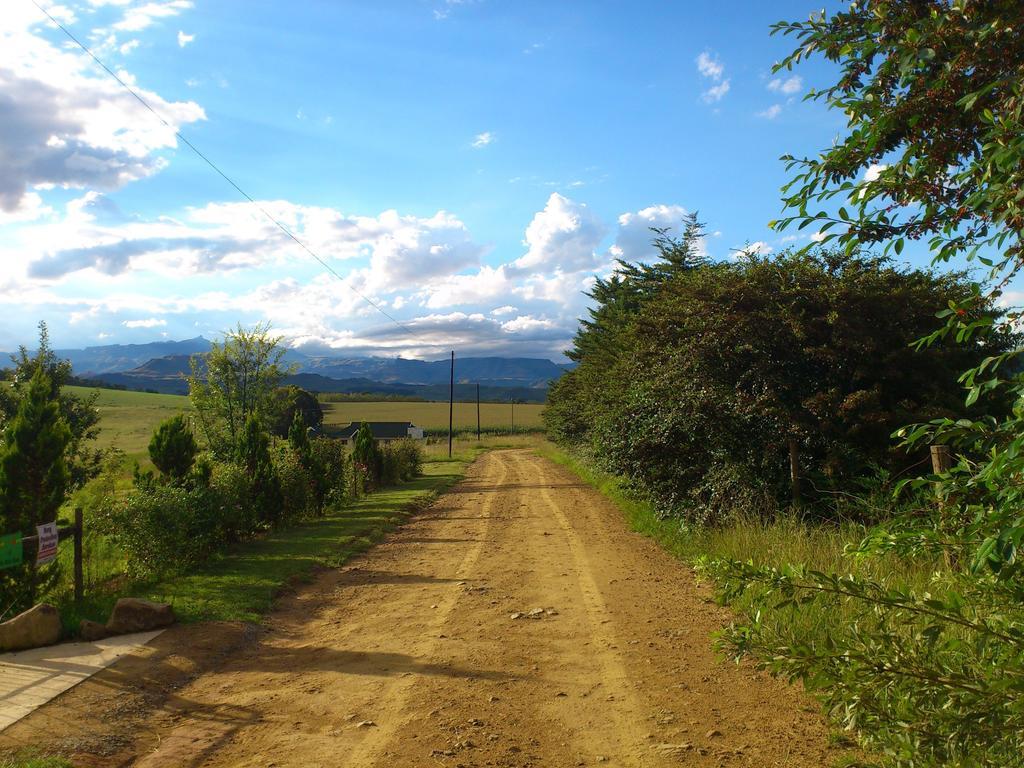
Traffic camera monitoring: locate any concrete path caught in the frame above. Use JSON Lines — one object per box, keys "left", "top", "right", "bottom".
{"left": 0, "top": 630, "right": 164, "bottom": 732}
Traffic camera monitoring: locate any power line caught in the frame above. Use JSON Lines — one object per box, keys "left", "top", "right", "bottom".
{"left": 28, "top": 0, "right": 423, "bottom": 340}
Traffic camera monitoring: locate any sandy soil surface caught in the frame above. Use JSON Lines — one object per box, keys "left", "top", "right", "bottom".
{"left": 2, "top": 450, "right": 838, "bottom": 767}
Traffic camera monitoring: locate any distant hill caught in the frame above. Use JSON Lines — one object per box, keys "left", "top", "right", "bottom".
{"left": 3, "top": 337, "right": 566, "bottom": 401}
{"left": 54, "top": 337, "right": 213, "bottom": 375}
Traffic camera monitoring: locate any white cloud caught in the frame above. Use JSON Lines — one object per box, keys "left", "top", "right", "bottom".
{"left": 177, "top": 30, "right": 195, "bottom": 47}
{"left": 703, "top": 80, "right": 730, "bottom": 103}
{"left": 865, "top": 163, "right": 887, "bottom": 182}
{"left": 611, "top": 204, "right": 690, "bottom": 262}
{"left": 757, "top": 104, "right": 782, "bottom": 119}
{"left": 696, "top": 51, "right": 729, "bottom": 103}
{"left": 119, "top": 39, "right": 140, "bottom": 54}
{"left": 696, "top": 52, "right": 724, "bottom": 80}
{"left": 0, "top": 10, "right": 205, "bottom": 213}
{"left": 810, "top": 230, "right": 828, "bottom": 243}
{"left": 490, "top": 305, "right": 517, "bottom": 317}
{"left": 767, "top": 75, "right": 802, "bottom": 95}
{"left": 114, "top": 1, "right": 193, "bottom": 32}
{"left": 512, "top": 193, "right": 606, "bottom": 273}
{"left": 734, "top": 241, "right": 774, "bottom": 259}
{"left": 122, "top": 317, "right": 167, "bottom": 328}
{"left": 472, "top": 131, "right": 495, "bottom": 148}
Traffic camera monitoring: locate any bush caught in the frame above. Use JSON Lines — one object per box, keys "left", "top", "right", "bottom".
{"left": 207, "top": 459, "right": 254, "bottom": 541}
{"left": 95, "top": 483, "right": 224, "bottom": 580}
{"left": 311, "top": 437, "right": 347, "bottom": 507}
{"left": 148, "top": 414, "right": 198, "bottom": 481}
{"left": 273, "top": 446, "right": 314, "bottom": 521}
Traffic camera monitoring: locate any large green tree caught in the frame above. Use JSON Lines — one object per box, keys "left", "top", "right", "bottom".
{"left": 0, "top": 322, "right": 101, "bottom": 491}
{"left": 0, "top": 367, "right": 71, "bottom": 609}
{"left": 189, "top": 323, "right": 292, "bottom": 456}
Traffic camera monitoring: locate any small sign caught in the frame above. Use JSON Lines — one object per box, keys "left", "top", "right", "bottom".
{"left": 0, "top": 534, "right": 23, "bottom": 570}
{"left": 36, "top": 522, "right": 59, "bottom": 566}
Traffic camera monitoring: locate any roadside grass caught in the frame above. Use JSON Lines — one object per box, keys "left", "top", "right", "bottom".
{"left": 537, "top": 442, "right": 941, "bottom": 661}
{"left": 0, "top": 753, "right": 73, "bottom": 768}
{"left": 63, "top": 455, "right": 475, "bottom": 627}
{"left": 58, "top": 435, "right": 533, "bottom": 630}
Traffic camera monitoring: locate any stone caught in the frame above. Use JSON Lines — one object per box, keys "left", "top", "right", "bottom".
{"left": 0, "top": 603, "right": 62, "bottom": 652}
{"left": 79, "top": 619, "right": 110, "bottom": 642}
{"left": 105, "top": 597, "right": 175, "bottom": 635}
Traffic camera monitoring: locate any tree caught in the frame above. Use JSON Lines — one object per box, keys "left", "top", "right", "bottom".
{"left": 0, "top": 322, "right": 101, "bottom": 490}
{"left": 0, "top": 367, "right": 71, "bottom": 609}
{"left": 270, "top": 386, "right": 323, "bottom": 438}
{"left": 770, "top": 1, "right": 1024, "bottom": 288}
{"left": 148, "top": 414, "right": 199, "bottom": 481}
{"left": 712, "top": 4, "right": 1024, "bottom": 765}
{"left": 188, "top": 324, "right": 292, "bottom": 456}
{"left": 237, "top": 414, "right": 283, "bottom": 525}
{"left": 351, "top": 422, "right": 380, "bottom": 488}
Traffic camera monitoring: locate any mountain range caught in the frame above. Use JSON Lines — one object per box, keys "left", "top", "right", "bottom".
{"left": 4, "top": 337, "right": 569, "bottom": 403}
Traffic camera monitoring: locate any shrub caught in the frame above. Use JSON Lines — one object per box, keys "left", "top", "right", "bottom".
{"left": 148, "top": 414, "right": 198, "bottom": 481}
{"left": 273, "top": 446, "right": 314, "bottom": 521}
{"left": 311, "top": 437, "right": 347, "bottom": 507}
{"left": 237, "top": 415, "right": 283, "bottom": 525}
{"left": 95, "top": 483, "right": 224, "bottom": 580}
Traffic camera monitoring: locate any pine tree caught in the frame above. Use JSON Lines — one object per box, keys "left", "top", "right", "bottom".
{"left": 0, "top": 367, "right": 71, "bottom": 608}
{"left": 148, "top": 414, "right": 199, "bottom": 481}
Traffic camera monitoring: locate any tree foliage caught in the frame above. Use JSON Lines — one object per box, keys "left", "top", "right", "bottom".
{"left": 0, "top": 367, "right": 71, "bottom": 610}
{"left": 0, "top": 322, "right": 101, "bottom": 490}
{"left": 148, "top": 414, "right": 199, "bottom": 481}
{"left": 546, "top": 241, "right": 1006, "bottom": 523}
{"left": 270, "top": 385, "right": 323, "bottom": 438}
{"left": 189, "top": 323, "right": 291, "bottom": 456}
{"left": 710, "top": 3, "right": 1024, "bottom": 765}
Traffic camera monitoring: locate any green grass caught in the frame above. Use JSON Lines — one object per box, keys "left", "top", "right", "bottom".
{"left": 0, "top": 754, "right": 73, "bottom": 768}
{"left": 538, "top": 443, "right": 941, "bottom": 648}
{"left": 68, "top": 454, "right": 478, "bottom": 626}
{"left": 65, "top": 385, "right": 191, "bottom": 458}
{"left": 321, "top": 400, "right": 544, "bottom": 431}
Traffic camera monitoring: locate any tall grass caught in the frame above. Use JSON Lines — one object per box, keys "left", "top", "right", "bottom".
{"left": 539, "top": 443, "right": 943, "bottom": 653}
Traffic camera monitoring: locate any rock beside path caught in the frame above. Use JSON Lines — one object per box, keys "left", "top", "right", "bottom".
{"left": 80, "top": 619, "right": 110, "bottom": 642}
{"left": 106, "top": 598, "right": 175, "bottom": 635}
{"left": 0, "top": 604, "right": 62, "bottom": 652}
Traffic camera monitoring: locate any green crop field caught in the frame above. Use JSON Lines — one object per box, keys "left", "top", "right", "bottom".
{"left": 321, "top": 400, "right": 544, "bottom": 431}
{"left": 62, "top": 386, "right": 544, "bottom": 457}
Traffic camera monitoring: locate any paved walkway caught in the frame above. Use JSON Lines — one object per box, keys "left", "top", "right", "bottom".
{"left": 0, "top": 630, "right": 164, "bottom": 732}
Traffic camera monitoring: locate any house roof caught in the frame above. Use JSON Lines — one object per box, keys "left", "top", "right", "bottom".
{"left": 335, "top": 421, "right": 417, "bottom": 439}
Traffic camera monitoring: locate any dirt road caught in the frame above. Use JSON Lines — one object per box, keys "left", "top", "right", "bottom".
{"left": 5, "top": 450, "right": 838, "bottom": 766}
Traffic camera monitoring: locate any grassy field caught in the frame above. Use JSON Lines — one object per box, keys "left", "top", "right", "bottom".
{"left": 63, "top": 386, "right": 545, "bottom": 456}
{"left": 65, "top": 386, "right": 191, "bottom": 458}
{"left": 321, "top": 400, "right": 544, "bottom": 431}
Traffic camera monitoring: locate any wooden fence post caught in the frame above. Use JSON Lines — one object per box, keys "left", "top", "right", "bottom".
{"left": 74, "top": 506, "right": 84, "bottom": 607}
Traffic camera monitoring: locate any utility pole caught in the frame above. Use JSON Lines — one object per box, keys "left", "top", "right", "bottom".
{"left": 448, "top": 350, "right": 454, "bottom": 458}
{"left": 476, "top": 382, "right": 481, "bottom": 441}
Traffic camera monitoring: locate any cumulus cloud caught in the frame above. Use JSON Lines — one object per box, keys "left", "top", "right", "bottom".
{"left": 177, "top": 30, "right": 194, "bottom": 47}
{"left": 0, "top": 8, "right": 205, "bottom": 213}
{"left": 512, "top": 193, "right": 606, "bottom": 273}
{"left": 22, "top": 196, "right": 486, "bottom": 287}
{"left": 472, "top": 131, "right": 495, "bottom": 148}
{"left": 696, "top": 51, "right": 729, "bottom": 103}
{"left": 611, "top": 204, "right": 689, "bottom": 262}
{"left": 757, "top": 104, "right": 782, "bottom": 119}
{"left": 767, "top": 75, "right": 802, "bottom": 95}
{"left": 123, "top": 317, "right": 166, "bottom": 328}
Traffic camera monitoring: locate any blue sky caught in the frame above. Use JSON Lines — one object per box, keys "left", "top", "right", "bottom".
{"left": 0, "top": 0, "right": 938, "bottom": 361}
